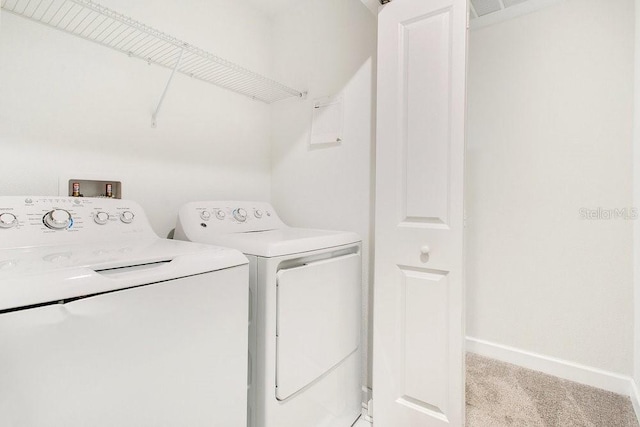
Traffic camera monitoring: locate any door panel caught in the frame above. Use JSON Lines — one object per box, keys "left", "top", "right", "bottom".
{"left": 373, "top": 0, "right": 467, "bottom": 425}
{"left": 400, "top": 267, "right": 449, "bottom": 418}
{"left": 276, "top": 253, "right": 361, "bottom": 401}
{"left": 403, "top": 9, "right": 451, "bottom": 225}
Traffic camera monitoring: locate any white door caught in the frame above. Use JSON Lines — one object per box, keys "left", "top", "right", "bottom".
{"left": 276, "top": 253, "right": 361, "bottom": 400}
{"left": 373, "top": 0, "right": 467, "bottom": 425}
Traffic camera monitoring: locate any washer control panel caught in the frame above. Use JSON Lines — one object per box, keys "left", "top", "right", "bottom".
{"left": 177, "top": 201, "right": 284, "bottom": 235}
{"left": 0, "top": 197, "right": 155, "bottom": 249}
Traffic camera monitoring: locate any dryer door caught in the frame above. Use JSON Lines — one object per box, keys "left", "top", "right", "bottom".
{"left": 275, "top": 252, "right": 361, "bottom": 401}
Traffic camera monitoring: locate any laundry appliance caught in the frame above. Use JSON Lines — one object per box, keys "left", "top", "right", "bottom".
{"left": 0, "top": 196, "right": 249, "bottom": 426}
{"left": 175, "top": 201, "right": 362, "bottom": 427}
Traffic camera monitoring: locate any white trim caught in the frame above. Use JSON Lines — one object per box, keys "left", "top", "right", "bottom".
{"left": 470, "top": 0, "right": 564, "bottom": 30}
{"left": 631, "top": 380, "right": 640, "bottom": 423}
{"left": 466, "top": 337, "right": 633, "bottom": 396}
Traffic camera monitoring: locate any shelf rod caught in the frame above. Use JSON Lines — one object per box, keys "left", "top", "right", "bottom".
{"left": 2, "top": 0, "right": 305, "bottom": 104}
{"left": 152, "top": 47, "right": 185, "bottom": 128}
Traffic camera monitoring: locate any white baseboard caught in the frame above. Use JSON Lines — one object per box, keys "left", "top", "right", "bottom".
{"left": 630, "top": 380, "right": 640, "bottom": 424}
{"left": 466, "top": 337, "right": 633, "bottom": 396}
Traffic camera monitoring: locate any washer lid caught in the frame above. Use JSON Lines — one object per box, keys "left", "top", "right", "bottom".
{"left": 199, "top": 227, "right": 361, "bottom": 257}
{"left": 0, "top": 238, "right": 248, "bottom": 311}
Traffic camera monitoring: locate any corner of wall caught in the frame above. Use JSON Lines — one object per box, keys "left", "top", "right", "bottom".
{"left": 359, "top": 0, "right": 380, "bottom": 15}
{"left": 634, "top": 0, "right": 640, "bottom": 411}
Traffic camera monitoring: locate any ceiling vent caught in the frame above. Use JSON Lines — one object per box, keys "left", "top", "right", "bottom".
{"left": 503, "top": 0, "right": 529, "bottom": 7}
{"left": 470, "top": 0, "right": 502, "bottom": 17}
{"left": 470, "top": 0, "right": 563, "bottom": 29}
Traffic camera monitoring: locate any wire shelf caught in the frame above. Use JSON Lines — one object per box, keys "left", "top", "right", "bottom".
{"left": 1, "top": 0, "right": 304, "bottom": 103}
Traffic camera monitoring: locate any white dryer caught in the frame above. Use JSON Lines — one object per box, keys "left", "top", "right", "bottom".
{"left": 175, "top": 201, "right": 362, "bottom": 427}
{"left": 0, "top": 196, "right": 249, "bottom": 427}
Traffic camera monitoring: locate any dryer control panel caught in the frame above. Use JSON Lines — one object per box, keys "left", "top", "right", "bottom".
{"left": 0, "top": 197, "right": 156, "bottom": 249}
{"left": 176, "top": 201, "right": 285, "bottom": 235}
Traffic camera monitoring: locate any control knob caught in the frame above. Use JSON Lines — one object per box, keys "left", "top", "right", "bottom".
{"left": 254, "top": 209, "right": 263, "bottom": 219}
{"left": 0, "top": 213, "right": 18, "bottom": 229}
{"left": 120, "top": 211, "right": 135, "bottom": 224}
{"left": 0, "top": 260, "right": 16, "bottom": 270}
{"left": 200, "top": 211, "right": 211, "bottom": 221}
{"left": 94, "top": 212, "right": 109, "bottom": 225}
{"left": 215, "top": 210, "right": 226, "bottom": 220}
{"left": 43, "top": 209, "right": 72, "bottom": 230}
{"left": 233, "top": 208, "right": 247, "bottom": 222}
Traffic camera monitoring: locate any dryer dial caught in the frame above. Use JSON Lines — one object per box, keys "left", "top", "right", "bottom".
{"left": 233, "top": 208, "right": 247, "bottom": 222}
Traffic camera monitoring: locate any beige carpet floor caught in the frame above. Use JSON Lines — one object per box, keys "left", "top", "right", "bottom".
{"left": 466, "top": 353, "right": 638, "bottom": 427}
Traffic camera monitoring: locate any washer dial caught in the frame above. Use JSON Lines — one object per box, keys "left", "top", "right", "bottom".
{"left": 94, "top": 212, "right": 109, "bottom": 225}
{"left": 43, "top": 209, "right": 72, "bottom": 230}
{"left": 254, "top": 209, "right": 263, "bottom": 219}
{"left": 215, "top": 210, "right": 226, "bottom": 220}
{"left": 200, "top": 211, "right": 211, "bottom": 221}
{"left": 0, "top": 213, "right": 18, "bottom": 229}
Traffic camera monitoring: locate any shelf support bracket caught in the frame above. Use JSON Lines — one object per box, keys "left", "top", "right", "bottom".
{"left": 151, "top": 47, "right": 185, "bottom": 128}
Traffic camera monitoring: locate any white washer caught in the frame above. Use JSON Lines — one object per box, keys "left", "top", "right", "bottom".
{"left": 175, "top": 201, "right": 362, "bottom": 427}
{"left": 0, "top": 196, "right": 249, "bottom": 427}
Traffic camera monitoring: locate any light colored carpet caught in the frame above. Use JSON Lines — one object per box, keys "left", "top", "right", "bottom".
{"left": 466, "top": 353, "right": 638, "bottom": 427}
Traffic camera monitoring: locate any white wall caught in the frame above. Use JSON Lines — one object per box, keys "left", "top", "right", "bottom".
{"left": 2, "top": 0, "right": 377, "bottom": 386}
{"left": 634, "top": 0, "right": 640, "bottom": 402}
{"left": 467, "top": 0, "right": 635, "bottom": 375}
{"left": 0, "top": 0, "right": 273, "bottom": 237}
{"left": 269, "top": 0, "right": 376, "bottom": 387}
